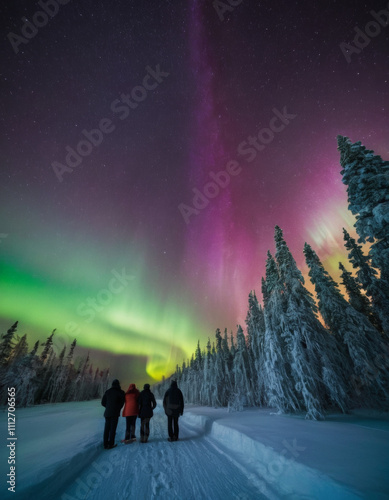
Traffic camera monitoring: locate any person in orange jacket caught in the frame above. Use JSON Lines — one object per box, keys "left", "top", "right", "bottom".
{"left": 122, "top": 383, "right": 140, "bottom": 442}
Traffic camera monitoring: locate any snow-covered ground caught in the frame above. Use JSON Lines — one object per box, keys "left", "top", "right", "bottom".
{"left": 1, "top": 401, "right": 389, "bottom": 499}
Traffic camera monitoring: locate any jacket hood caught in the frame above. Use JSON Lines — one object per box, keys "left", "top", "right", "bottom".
{"left": 171, "top": 380, "right": 178, "bottom": 388}
{"left": 112, "top": 379, "right": 120, "bottom": 388}
{"left": 143, "top": 383, "right": 150, "bottom": 390}
{"left": 127, "top": 384, "right": 137, "bottom": 392}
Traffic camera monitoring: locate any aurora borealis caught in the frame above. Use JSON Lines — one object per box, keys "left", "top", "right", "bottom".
{"left": 0, "top": 0, "right": 388, "bottom": 385}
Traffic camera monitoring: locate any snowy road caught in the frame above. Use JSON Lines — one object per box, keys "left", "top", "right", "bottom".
{"left": 61, "top": 405, "right": 267, "bottom": 500}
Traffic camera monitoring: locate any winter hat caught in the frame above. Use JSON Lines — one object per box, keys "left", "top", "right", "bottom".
{"left": 112, "top": 379, "right": 120, "bottom": 387}
{"left": 144, "top": 383, "right": 150, "bottom": 390}
{"left": 171, "top": 380, "right": 178, "bottom": 388}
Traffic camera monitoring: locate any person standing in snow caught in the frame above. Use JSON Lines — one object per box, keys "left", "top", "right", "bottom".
{"left": 122, "top": 383, "right": 140, "bottom": 442}
{"left": 138, "top": 383, "right": 157, "bottom": 443}
{"left": 163, "top": 380, "right": 184, "bottom": 441}
{"left": 101, "top": 379, "right": 125, "bottom": 449}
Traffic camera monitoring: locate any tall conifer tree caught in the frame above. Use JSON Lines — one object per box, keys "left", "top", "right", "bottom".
{"left": 304, "top": 243, "right": 389, "bottom": 404}
{"left": 245, "top": 291, "right": 266, "bottom": 405}
{"left": 262, "top": 252, "right": 299, "bottom": 413}
{"left": 339, "top": 262, "right": 379, "bottom": 330}
{"left": 233, "top": 325, "right": 255, "bottom": 407}
{"left": 0, "top": 321, "right": 18, "bottom": 366}
{"left": 338, "top": 136, "right": 389, "bottom": 281}
{"left": 343, "top": 229, "right": 389, "bottom": 333}
{"left": 274, "top": 226, "right": 348, "bottom": 417}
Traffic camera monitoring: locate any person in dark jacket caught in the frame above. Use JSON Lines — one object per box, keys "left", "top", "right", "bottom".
{"left": 138, "top": 383, "right": 157, "bottom": 443}
{"left": 122, "top": 383, "right": 140, "bottom": 442}
{"left": 101, "top": 379, "right": 125, "bottom": 449}
{"left": 163, "top": 380, "right": 184, "bottom": 441}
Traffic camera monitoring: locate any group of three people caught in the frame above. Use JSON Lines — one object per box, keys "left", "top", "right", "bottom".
{"left": 101, "top": 379, "right": 184, "bottom": 449}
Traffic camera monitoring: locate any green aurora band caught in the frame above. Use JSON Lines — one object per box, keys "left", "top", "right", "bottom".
{"left": 0, "top": 247, "right": 202, "bottom": 381}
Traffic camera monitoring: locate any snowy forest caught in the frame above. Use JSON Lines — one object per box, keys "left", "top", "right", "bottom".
{"left": 0, "top": 322, "right": 110, "bottom": 406}
{"left": 154, "top": 136, "right": 389, "bottom": 419}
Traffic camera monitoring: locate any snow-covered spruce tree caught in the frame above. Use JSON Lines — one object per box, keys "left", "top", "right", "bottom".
{"left": 92, "top": 367, "right": 100, "bottom": 398}
{"left": 89, "top": 367, "right": 100, "bottom": 399}
{"left": 339, "top": 262, "right": 380, "bottom": 331}
{"left": 187, "top": 354, "right": 197, "bottom": 403}
{"left": 30, "top": 340, "right": 39, "bottom": 358}
{"left": 337, "top": 136, "right": 389, "bottom": 282}
{"left": 230, "top": 331, "right": 236, "bottom": 358}
{"left": 7, "top": 333, "right": 28, "bottom": 366}
{"left": 39, "top": 330, "right": 56, "bottom": 364}
{"left": 245, "top": 290, "right": 266, "bottom": 406}
{"left": 100, "top": 368, "right": 110, "bottom": 396}
{"left": 69, "top": 357, "right": 84, "bottom": 402}
{"left": 343, "top": 229, "right": 389, "bottom": 334}
{"left": 0, "top": 337, "right": 40, "bottom": 407}
{"left": 195, "top": 340, "right": 202, "bottom": 370}
{"left": 262, "top": 252, "right": 300, "bottom": 413}
{"left": 0, "top": 321, "right": 18, "bottom": 366}
{"left": 191, "top": 340, "right": 203, "bottom": 403}
{"left": 231, "top": 325, "right": 256, "bottom": 409}
{"left": 73, "top": 352, "right": 91, "bottom": 401}
{"left": 22, "top": 341, "right": 41, "bottom": 406}
{"left": 39, "top": 348, "right": 57, "bottom": 403}
{"left": 200, "top": 338, "right": 213, "bottom": 405}
{"left": 213, "top": 328, "right": 232, "bottom": 406}
{"left": 221, "top": 329, "right": 234, "bottom": 402}
{"left": 304, "top": 243, "right": 389, "bottom": 406}
{"left": 46, "top": 345, "right": 66, "bottom": 402}
{"left": 22, "top": 340, "right": 41, "bottom": 406}
{"left": 57, "top": 338, "right": 77, "bottom": 402}
{"left": 84, "top": 364, "right": 95, "bottom": 400}
{"left": 189, "top": 355, "right": 197, "bottom": 402}
{"left": 222, "top": 329, "right": 232, "bottom": 370}
{"left": 52, "top": 346, "right": 71, "bottom": 402}
{"left": 274, "top": 226, "right": 348, "bottom": 417}
{"left": 179, "top": 360, "right": 189, "bottom": 402}
{"left": 33, "top": 330, "right": 57, "bottom": 403}
{"left": 182, "top": 356, "right": 191, "bottom": 402}
{"left": 0, "top": 328, "right": 25, "bottom": 405}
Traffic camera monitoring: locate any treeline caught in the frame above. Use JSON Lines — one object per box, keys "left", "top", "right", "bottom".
{"left": 0, "top": 323, "right": 110, "bottom": 407}
{"left": 155, "top": 136, "right": 389, "bottom": 419}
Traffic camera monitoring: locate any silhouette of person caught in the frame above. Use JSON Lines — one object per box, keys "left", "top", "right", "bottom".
{"left": 138, "top": 383, "right": 157, "bottom": 443}
{"left": 101, "top": 379, "right": 125, "bottom": 449}
{"left": 163, "top": 380, "right": 184, "bottom": 441}
{"left": 122, "top": 383, "right": 140, "bottom": 442}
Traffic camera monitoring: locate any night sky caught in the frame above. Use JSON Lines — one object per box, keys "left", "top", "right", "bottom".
{"left": 1, "top": 0, "right": 388, "bottom": 385}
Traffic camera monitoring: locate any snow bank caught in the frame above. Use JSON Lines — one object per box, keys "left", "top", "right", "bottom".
{"left": 210, "top": 419, "right": 361, "bottom": 499}
{"left": 181, "top": 410, "right": 212, "bottom": 434}
{"left": 182, "top": 410, "right": 362, "bottom": 499}
{"left": 0, "top": 401, "right": 104, "bottom": 500}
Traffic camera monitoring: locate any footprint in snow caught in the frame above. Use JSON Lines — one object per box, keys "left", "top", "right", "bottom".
{"left": 151, "top": 472, "right": 172, "bottom": 495}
